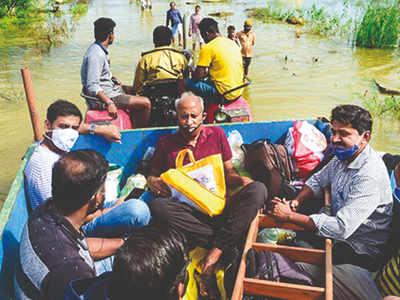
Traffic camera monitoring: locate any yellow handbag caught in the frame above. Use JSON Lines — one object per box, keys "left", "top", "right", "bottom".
{"left": 160, "top": 148, "right": 226, "bottom": 217}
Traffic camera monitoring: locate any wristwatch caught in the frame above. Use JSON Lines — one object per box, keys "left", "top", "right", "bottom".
{"left": 88, "top": 123, "right": 97, "bottom": 135}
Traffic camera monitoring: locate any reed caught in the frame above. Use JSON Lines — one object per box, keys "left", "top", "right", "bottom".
{"left": 356, "top": 1, "right": 400, "bottom": 48}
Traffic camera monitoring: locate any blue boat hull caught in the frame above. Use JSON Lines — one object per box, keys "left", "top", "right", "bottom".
{"left": 0, "top": 120, "right": 329, "bottom": 298}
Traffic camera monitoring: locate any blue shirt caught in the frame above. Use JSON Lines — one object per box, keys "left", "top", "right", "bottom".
{"left": 306, "top": 145, "right": 393, "bottom": 257}
{"left": 80, "top": 42, "right": 123, "bottom": 98}
{"left": 166, "top": 9, "right": 183, "bottom": 26}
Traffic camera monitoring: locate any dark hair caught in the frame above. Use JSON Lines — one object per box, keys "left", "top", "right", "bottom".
{"left": 153, "top": 26, "right": 172, "bottom": 47}
{"left": 199, "top": 18, "right": 219, "bottom": 35}
{"left": 331, "top": 104, "right": 373, "bottom": 134}
{"left": 110, "top": 226, "right": 186, "bottom": 300}
{"left": 52, "top": 150, "right": 108, "bottom": 215}
{"left": 227, "top": 25, "right": 235, "bottom": 31}
{"left": 195, "top": 5, "right": 201, "bottom": 9}
{"left": 46, "top": 99, "right": 83, "bottom": 124}
{"left": 94, "top": 17, "right": 116, "bottom": 42}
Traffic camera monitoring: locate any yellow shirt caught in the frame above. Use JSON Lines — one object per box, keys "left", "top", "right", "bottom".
{"left": 197, "top": 36, "right": 244, "bottom": 101}
{"left": 133, "top": 46, "right": 188, "bottom": 94}
{"left": 237, "top": 30, "right": 256, "bottom": 57}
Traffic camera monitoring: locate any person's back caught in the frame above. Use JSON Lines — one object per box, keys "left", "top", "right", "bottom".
{"left": 198, "top": 36, "right": 244, "bottom": 101}
{"left": 133, "top": 26, "right": 187, "bottom": 95}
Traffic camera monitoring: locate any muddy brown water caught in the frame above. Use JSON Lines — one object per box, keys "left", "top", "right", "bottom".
{"left": 1, "top": 0, "right": 400, "bottom": 207}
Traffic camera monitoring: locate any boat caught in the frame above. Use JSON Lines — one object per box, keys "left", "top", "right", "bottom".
{"left": 0, "top": 119, "right": 329, "bottom": 298}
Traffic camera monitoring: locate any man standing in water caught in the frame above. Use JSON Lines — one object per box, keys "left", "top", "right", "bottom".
{"left": 189, "top": 5, "right": 203, "bottom": 51}
{"left": 81, "top": 17, "right": 151, "bottom": 128}
{"left": 166, "top": 2, "right": 183, "bottom": 47}
{"left": 237, "top": 19, "right": 256, "bottom": 76}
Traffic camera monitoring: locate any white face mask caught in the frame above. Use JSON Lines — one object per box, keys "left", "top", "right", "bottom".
{"left": 51, "top": 128, "right": 79, "bottom": 152}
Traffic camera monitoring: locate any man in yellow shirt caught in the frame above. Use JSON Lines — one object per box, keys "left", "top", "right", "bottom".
{"left": 133, "top": 26, "right": 188, "bottom": 95}
{"left": 185, "top": 18, "right": 246, "bottom": 105}
{"left": 237, "top": 19, "right": 256, "bottom": 76}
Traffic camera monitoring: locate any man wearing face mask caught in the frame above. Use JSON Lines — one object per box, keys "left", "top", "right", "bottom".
{"left": 237, "top": 19, "right": 256, "bottom": 76}
{"left": 16, "top": 150, "right": 125, "bottom": 300}
{"left": 24, "top": 100, "right": 150, "bottom": 237}
{"left": 147, "top": 93, "right": 267, "bottom": 297}
{"left": 270, "top": 104, "right": 393, "bottom": 271}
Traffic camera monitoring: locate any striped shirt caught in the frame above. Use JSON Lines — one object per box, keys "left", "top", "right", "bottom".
{"left": 15, "top": 202, "right": 96, "bottom": 300}
{"left": 306, "top": 145, "right": 393, "bottom": 257}
{"left": 24, "top": 144, "right": 61, "bottom": 209}
{"left": 376, "top": 249, "right": 400, "bottom": 296}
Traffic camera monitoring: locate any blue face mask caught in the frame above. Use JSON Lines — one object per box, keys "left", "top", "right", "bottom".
{"left": 332, "top": 144, "right": 359, "bottom": 161}
{"left": 390, "top": 170, "right": 400, "bottom": 201}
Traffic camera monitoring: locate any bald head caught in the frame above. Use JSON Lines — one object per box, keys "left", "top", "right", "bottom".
{"left": 175, "top": 92, "right": 205, "bottom": 139}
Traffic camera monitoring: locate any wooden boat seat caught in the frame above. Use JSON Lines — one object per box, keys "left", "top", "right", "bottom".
{"left": 232, "top": 213, "right": 333, "bottom": 300}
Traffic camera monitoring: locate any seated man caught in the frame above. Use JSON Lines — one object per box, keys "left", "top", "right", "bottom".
{"left": 147, "top": 93, "right": 267, "bottom": 296}
{"left": 133, "top": 25, "right": 188, "bottom": 96}
{"left": 64, "top": 226, "right": 187, "bottom": 300}
{"left": 24, "top": 100, "right": 150, "bottom": 237}
{"left": 15, "top": 150, "right": 125, "bottom": 300}
{"left": 297, "top": 160, "right": 400, "bottom": 300}
{"left": 81, "top": 17, "right": 151, "bottom": 128}
{"left": 270, "top": 104, "right": 393, "bottom": 271}
{"left": 185, "top": 18, "right": 246, "bottom": 105}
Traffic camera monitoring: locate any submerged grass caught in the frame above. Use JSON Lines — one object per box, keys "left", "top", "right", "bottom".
{"left": 355, "top": 1, "right": 400, "bottom": 48}
{"left": 362, "top": 90, "right": 400, "bottom": 119}
{"left": 70, "top": 2, "right": 88, "bottom": 17}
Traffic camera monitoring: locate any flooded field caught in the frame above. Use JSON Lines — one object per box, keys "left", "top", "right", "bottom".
{"left": 0, "top": 0, "right": 400, "bottom": 206}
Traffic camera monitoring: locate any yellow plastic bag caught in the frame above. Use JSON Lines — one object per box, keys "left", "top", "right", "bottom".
{"left": 183, "top": 247, "right": 227, "bottom": 300}
{"left": 160, "top": 149, "right": 226, "bottom": 216}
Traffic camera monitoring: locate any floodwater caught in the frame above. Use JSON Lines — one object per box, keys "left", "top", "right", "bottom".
{"left": 0, "top": 0, "right": 400, "bottom": 206}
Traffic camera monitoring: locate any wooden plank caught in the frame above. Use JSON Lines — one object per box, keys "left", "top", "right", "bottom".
{"left": 231, "top": 213, "right": 260, "bottom": 300}
{"left": 258, "top": 214, "right": 304, "bottom": 231}
{"left": 252, "top": 242, "right": 325, "bottom": 265}
{"left": 243, "top": 278, "right": 325, "bottom": 300}
{"left": 325, "top": 239, "right": 333, "bottom": 300}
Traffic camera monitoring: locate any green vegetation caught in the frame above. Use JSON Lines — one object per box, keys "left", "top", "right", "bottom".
{"left": 363, "top": 94, "right": 400, "bottom": 119}
{"left": 355, "top": 1, "right": 400, "bottom": 48}
{"left": 70, "top": 1, "right": 88, "bottom": 17}
{"left": 247, "top": 4, "right": 349, "bottom": 38}
{"left": 0, "top": 0, "right": 36, "bottom": 19}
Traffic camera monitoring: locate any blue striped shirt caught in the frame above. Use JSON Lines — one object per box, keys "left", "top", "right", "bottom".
{"left": 306, "top": 145, "right": 393, "bottom": 257}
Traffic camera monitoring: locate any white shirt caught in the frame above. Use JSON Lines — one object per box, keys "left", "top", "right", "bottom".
{"left": 24, "top": 144, "right": 61, "bottom": 210}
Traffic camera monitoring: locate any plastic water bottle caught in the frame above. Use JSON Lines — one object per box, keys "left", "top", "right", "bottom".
{"left": 138, "top": 146, "right": 155, "bottom": 175}
{"left": 258, "top": 228, "right": 279, "bottom": 244}
{"left": 119, "top": 174, "right": 147, "bottom": 200}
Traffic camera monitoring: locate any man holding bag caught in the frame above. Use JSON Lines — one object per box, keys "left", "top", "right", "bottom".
{"left": 147, "top": 92, "right": 267, "bottom": 297}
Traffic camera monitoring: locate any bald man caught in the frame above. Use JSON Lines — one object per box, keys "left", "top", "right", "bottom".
{"left": 147, "top": 92, "right": 267, "bottom": 297}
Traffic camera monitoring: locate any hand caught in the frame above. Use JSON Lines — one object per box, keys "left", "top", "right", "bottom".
{"left": 269, "top": 198, "right": 292, "bottom": 222}
{"left": 96, "top": 124, "right": 121, "bottom": 143}
{"left": 241, "top": 176, "right": 253, "bottom": 187}
{"left": 107, "top": 102, "right": 118, "bottom": 119}
{"left": 147, "top": 176, "right": 171, "bottom": 197}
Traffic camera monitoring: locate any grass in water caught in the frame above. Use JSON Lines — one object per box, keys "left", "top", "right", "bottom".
{"left": 70, "top": 2, "right": 88, "bottom": 17}
{"left": 363, "top": 93, "right": 400, "bottom": 119}
{"left": 355, "top": 1, "right": 400, "bottom": 48}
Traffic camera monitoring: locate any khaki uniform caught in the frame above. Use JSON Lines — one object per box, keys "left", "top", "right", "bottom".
{"left": 133, "top": 46, "right": 188, "bottom": 94}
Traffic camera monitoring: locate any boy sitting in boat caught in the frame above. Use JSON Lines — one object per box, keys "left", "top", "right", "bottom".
{"left": 185, "top": 18, "right": 246, "bottom": 106}
{"left": 24, "top": 100, "right": 150, "bottom": 238}
{"left": 147, "top": 93, "right": 267, "bottom": 297}
{"left": 16, "top": 150, "right": 124, "bottom": 300}
{"left": 133, "top": 25, "right": 188, "bottom": 96}
{"left": 81, "top": 17, "right": 151, "bottom": 128}
{"left": 269, "top": 104, "right": 393, "bottom": 272}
